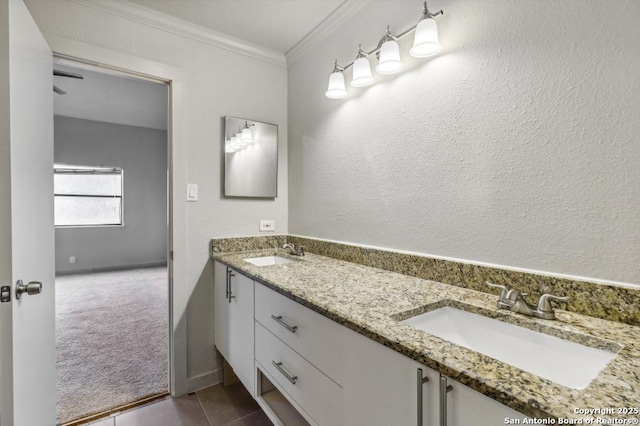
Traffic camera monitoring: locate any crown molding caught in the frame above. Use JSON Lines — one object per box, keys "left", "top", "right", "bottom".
{"left": 285, "top": 0, "right": 370, "bottom": 66}
{"left": 67, "top": 0, "right": 287, "bottom": 67}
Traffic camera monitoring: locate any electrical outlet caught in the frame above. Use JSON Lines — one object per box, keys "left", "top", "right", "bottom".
{"left": 69, "top": 256, "right": 76, "bottom": 264}
{"left": 259, "top": 220, "right": 275, "bottom": 232}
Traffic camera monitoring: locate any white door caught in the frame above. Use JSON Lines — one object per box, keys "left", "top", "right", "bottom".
{"left": 0, "top": 0, "right": 56, "bottom": 425}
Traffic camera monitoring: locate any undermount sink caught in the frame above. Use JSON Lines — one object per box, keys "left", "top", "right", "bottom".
{"left": 244, "top": 256, "right": 293, "bottom": 267}
{"left": 402, "top": 306, "right": 618, "bottom": 389}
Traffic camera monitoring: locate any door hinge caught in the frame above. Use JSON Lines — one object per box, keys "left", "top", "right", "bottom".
{"left": 1, "top": 285, "right": 11, "bottom": 302}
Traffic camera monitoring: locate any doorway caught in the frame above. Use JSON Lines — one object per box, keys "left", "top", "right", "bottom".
{"left": 52, "top": 60, "right": 170, "bottom": 425}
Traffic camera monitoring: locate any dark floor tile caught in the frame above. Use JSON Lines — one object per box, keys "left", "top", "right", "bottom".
{"left": 197, "top": 383, "right": 260, "bottom": 426}
{"left": 115, "top": 394, "right": 209, "bottom": 426}
{"left": 223, "top": 410, "right": 273, "bottom": 426}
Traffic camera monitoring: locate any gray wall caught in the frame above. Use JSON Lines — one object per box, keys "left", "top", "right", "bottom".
{"left": 54, "top": 115, "right": 167, "bottom": 274}
{"left": 288, "top": 0, "right": 640, "bottom": 287}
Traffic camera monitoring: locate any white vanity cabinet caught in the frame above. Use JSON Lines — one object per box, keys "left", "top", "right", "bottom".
{"left": 341, "top": 328, "right": 439, "bottom": 426}
{"left": 254, "top": 282, "right": 346, "bottom": 425}
{"left": 214, "top": 261, "right": 255, "bottom": 394}
{"left": 214, "top": 264, "right": 532, "bottom": 426}
{"left": 443, "top": 374, "right": 530, "bottom": 426}
{"left": 343, "top": 329, "right": 531, "bottom": 426}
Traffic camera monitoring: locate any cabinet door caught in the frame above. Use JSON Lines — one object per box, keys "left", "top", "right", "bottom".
{"left": 443, "top": 375, "right": 530, "bottom": 426}
{"left": 343, "top": 328, "right": 439, "bottom": 426}
{"left": 214, "top": 261, "right": 230, "bottom": 360}
{"left": 227, "top": 269, "right": 255, "bottom": 394}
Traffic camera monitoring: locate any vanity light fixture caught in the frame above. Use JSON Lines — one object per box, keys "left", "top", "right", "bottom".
{"left": 376, "top": 27, "right": 403, "bottom": 75}
{"left": 235, "top": 127, "right": 249, "bottom": 147}
{"left": 226, "top": 135, "right": 239, "bottom": 153}
{"left": 241, "top": 121, "right": 254, "bottom": 143}
{"left": 325, "top": 60, "right": 348, "bottom": 99}
{"left": 325, "top": 1, "right": 443, "bottom": 99}
{"left": 410, "top": 2, "right": 442, "bottom": 57}
{"left": 351, "top": 45, "right": 374, "bottom": 87}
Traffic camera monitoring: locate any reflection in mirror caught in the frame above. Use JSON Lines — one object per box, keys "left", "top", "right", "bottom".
{"left": 224, "top": 116, "right": 278, "bottom": 198}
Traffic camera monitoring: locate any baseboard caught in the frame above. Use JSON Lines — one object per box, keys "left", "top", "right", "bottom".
{"left": 185, "top": 368, "right": 223, "bottom": 394}
{"left": 56, "top": 261, "right": 168, "bottom": 276}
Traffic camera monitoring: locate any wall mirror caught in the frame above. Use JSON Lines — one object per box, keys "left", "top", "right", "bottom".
{"left": 224, "top": 116, "right": 278, "bottom": 198}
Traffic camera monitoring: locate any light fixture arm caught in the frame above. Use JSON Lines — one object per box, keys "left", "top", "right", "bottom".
{"left": 354, "top": 44, "right": 369, "bottom": 61}
{"left": 331, "top": 59, "right": 345, "bottom": 73}
{"left": 242, "top": 120, "right": 254, "bottom": 130}
{"left": 422, "top": 1, "right": 443, "bottom": 19}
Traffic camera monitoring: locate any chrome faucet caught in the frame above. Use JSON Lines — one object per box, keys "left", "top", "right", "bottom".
{"left": 282, "top": 243, "right": 305, "bottom": 256}
{"left": 486, "top": 282, "right": 568, "bottom": 320}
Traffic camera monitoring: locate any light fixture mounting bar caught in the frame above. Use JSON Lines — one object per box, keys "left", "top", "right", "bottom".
{"left": 335, "top": 5, "right": 443, "bottom": 72}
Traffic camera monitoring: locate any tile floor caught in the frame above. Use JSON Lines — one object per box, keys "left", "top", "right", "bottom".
{"left": 86, "top": 383, "right": 273, "bottom": 426}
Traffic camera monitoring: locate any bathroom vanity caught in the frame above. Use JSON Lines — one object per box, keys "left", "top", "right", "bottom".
{"left": 212, "top": 248, "right": 640, "bottom": 426}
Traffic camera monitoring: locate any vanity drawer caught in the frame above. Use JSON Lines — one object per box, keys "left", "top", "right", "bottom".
{"left": 255, "top": 283, "right": 346, "bottom": 385}
{"left": 255, "top": 322, "right": 343, "bottom": 426}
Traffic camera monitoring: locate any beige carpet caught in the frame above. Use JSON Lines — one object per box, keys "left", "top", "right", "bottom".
{"left": 56, "top": 267, "right": 169, "bottom": 424}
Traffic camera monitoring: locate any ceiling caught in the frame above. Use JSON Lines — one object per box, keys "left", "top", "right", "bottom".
{"left": 53, "top": 1, "right": 349, "bottom": 129}
{"left": 53, "top": 62, "right": 168, "bottom": 130}
{"left": 124, "top": 0, "right": 345, "bottom": 53}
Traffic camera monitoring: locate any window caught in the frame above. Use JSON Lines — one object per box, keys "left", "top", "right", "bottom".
{"left": 54, "top": 164, "right": 123, "bottom": 227}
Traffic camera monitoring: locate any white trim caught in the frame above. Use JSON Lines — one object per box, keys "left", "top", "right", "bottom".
{"left": 285, "top": 0, "right": 370, "bottom": 66}
{"left": 288, "top": 234, "right": 640, "bottom": 290}
{"left": 186, "top": 368, "right": 223, "bottom": 394}
{"left": 45, "top": 34, "right": 190, "bottom": 396}
{"left": 67, "top": 0, "right": 287, "bottom": 67}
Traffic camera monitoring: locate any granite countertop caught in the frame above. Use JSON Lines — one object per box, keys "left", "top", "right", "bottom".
{"left": 212, "top": 249, "right": 640, "bottom": 421}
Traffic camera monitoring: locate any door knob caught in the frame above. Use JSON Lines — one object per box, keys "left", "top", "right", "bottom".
{"left": 15, "top": 280, "right": 42, "bottom": 300}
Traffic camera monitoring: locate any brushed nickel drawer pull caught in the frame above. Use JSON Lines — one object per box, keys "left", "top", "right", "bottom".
{"left": 228, "top": 271, "right": 236, "bottom": 303}
{"left": 439, "top": 375, "right": 453, "bottom": 426}
{"left": 272, "top": 361, "right": 298, "bottom": 385}
{"left": 417, "top": 368, "right": 429, "bottom": 425}
{"left": 271, "top": 315, "right": 298, "bottom": 333}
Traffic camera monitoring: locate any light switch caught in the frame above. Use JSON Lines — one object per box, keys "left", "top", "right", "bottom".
{"left": 187, "top": 184, "right": 198, "bottom": 202}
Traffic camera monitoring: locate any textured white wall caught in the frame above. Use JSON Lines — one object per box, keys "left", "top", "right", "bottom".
{"left": 25, "top": 0, "right": 288, "bottom": 387}
{"left": 288, "top": 0, "right": 640, "bottom": 286}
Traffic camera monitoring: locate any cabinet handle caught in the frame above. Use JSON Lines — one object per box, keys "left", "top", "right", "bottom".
{"left": 225, "top": 269, "right": 230, "bottom": 300}
{"left": 417, "top": 368, "right": 430, "bottom": 426}
{"left": 439, "top": 375, "right": 453, "bottom": 426}
{"left": 272, "top": 361, "right": 298, "bottom": 385}
{"left": 228, "top": 271, "right": 236, "bottom": 303}
{"left": 271, "top": 315, "right": 298, "bottom": 333}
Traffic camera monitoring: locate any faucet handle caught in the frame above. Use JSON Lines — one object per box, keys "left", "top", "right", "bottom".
{"left": 486, "top": 282, "right": 509, "bottom": 300}
{"left": 505, "top": 289, "right": 522, "bottom": 302}
{"left": 299, "top": 246, "right": 305, "bottom": 256}
{"left": 537, "top": 294, "right": 569, "bottom": 313}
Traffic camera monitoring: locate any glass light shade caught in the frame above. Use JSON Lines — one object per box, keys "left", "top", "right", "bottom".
{"left": 325, "top": 71, "right": 347, "bottom": 99}
{"left": 241, "top": 127, "right": 253, "bottom": 143}
{"left": 410, "top": 18, "right": 441, "bottom": 58}
{"left": 375, "top": 40, "right": 404, "bottom": 75}
{"left": 351, "top": 57, "right": 374, "bottom": 87}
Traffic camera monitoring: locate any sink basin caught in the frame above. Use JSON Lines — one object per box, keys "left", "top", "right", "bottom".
{"left": 402, "top": 306, "right": 618, "bottom": 389}
{"left": 244, "top": 256, "right": 293, "bottom": 267}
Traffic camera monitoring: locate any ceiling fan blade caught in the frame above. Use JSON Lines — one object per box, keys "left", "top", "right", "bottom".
{"left": 53, "top": 85, "right": 67, "bottom": 95}
{"left": 54, "top": 69, "right": 84, "bottom": 79}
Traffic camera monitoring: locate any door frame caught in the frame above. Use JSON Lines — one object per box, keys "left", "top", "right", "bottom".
{"left": 46, "top": 34, "right": 189, "bottom": 396}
